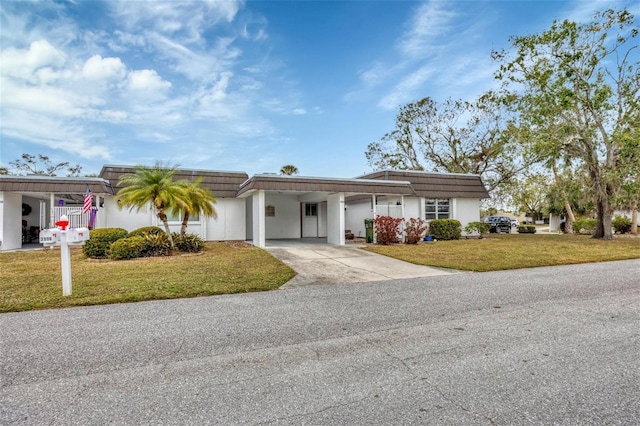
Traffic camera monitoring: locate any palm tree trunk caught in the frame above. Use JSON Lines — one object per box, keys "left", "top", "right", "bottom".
{"left": 180, "top": 211, "right": 190, "bottom": 235}
{"left": 157, "top": 210, "right": 175, "bottom": 248}
{"left": 564, "top": 201, "right": 575, "bottom": 234}
{"left": 632, "top": 203, "right": 638, "bottom": 235}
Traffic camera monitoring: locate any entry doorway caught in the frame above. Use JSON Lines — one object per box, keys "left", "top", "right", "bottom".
{"left": 302, "top": 203, "right": 318, "bottom": 237}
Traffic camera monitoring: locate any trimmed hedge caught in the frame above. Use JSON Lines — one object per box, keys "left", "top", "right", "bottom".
{"left": 109, "top": 236, "right": 146, "bottom": 260}
{"left": 83, "top": 227, "right": 128, "bottom": 259}
{"left": 428, "top": 219, "right": 461, "bottom": 241}
{"left": 128, "top": 226, "right": 165, "bottom": 238}
{"left": 517, "top": 225, "right": 537, "bottom": 234}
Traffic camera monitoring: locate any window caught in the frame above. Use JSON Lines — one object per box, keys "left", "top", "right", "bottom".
{"left": 425, "top": 199, "right": 450, "bottom": 220}
{"left": 265, "top": 205, "right": 275, "bottom": 217}
{"left": 305, "top": 203, "right": 317, "bottom": 217}
{"left": 167, "top": 210, "right": 200, "bottom": 222}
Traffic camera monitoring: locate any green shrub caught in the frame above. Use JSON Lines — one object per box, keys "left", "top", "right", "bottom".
{"left": 128, "top": 226, "right": 165, "bottom": 238}
{"left": 373, "top": 215, "right": 403, "bottom": 245}
{"left": 83, "top": 227, "right": 128, "bottom": 258}
{"left": 612, "top": 215, "right": 632, "bottom": 234}
{"left": 517, "top": 225, "right": 537, "bottom": 234}
{"left": 109, "top": 236, "right": 146, "bottom": 260}
{"left": 405, "top": 218, "right": 427, "bottom": 244}
{"left": 573, "top": 218, "right": 597, "bottom": 234}
{"left": 464, "top": 221, "right": 490, "bottom": 238}
{"left": 142, "top": 232, "right": 172, "bottom": 256}
{"left": 172, "top": 233, "right": 204, "bottom": 253}
{"left": 429, "top": 219, "right": 462, "bottom": 241}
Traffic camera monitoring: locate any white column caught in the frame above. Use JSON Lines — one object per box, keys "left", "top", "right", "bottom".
{"left": 327, "top": 192, "right": 345, "bottom": 245}
{"left": 49, "top": 193, "right": 55, "bottom": 227}
{"left": 252, "top": 190, "right": 266, "bottom": 247}
{"left": 372, "top": 194, "right": 377, "bottom": 244}
{"left": 401, "top": 195, "right": 406, "bottom": 242}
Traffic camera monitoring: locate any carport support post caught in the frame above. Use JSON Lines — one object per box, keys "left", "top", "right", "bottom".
{"left": 327, "top": 192, "right": 345, "bottom": 245}
{"left": 252, "top": 190, "right": 266, "bottom": 248}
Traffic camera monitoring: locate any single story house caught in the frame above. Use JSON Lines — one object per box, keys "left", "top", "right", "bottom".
{"left": 0, "top": 166, "right": 489, "bottom": 251}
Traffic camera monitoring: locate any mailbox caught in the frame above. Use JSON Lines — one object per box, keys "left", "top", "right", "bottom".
{"left": 67, "top": 227, "right": 90, "bottom": 244}
{"left": 40, "top": 228, "right": 61, "bottom": 246}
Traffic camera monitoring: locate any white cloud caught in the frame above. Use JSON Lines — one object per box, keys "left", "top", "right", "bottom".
{"left": 292, "top": 108, "right": 307, "bottom": 115}
{"left": 82, "top": 55, "right": 126, "bottom": 81}
{"left": 1, "top": 109, "right": 112, "bottom": 161}
{"left": 378, "top": 65, "right": 436, "bottom": 110}
{"left": 126, "top": 69, "right": 172, "bottom": 92}
{"left": 0, "top": 39, "right": 66, "bottom": 82}
{"left": 397, "top": 1, "right": 457, "bottom": 58}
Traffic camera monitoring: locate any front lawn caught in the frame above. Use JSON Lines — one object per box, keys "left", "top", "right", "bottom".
{"left": 0, "top": 242, "right": 296, "bottom": 313}
{"left": 363, "top": 233, "right": 640, "bottom": 272}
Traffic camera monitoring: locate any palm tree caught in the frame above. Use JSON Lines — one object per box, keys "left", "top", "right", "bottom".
{"left": 175, "top": 178, "right": 217, "bottom": 235}
{"left": 280, "top": 164, "right": 299, "bottom": 176}
{"left": 116, "top": 162, "right": 189, "bottom": 248}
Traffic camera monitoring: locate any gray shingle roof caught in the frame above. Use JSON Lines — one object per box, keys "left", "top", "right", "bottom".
{"left": 99, "top": 165, "right": 249, "bottom": 198}
{"left": 357, "top": 170, "right": 490, "bottom": 199}
{"left": 236, "top": 174, "right": 415, "bottom": 197}
{"left": 0, "top": 175, "right": 113, "bottom": 194}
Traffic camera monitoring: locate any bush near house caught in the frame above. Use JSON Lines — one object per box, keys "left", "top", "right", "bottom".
{"left": 573, "top": 218, "right": 597, "bottom": 234}
{"left": 109, "top": 236, "right": 146, "bottom": 260}
{"left": 429, "top": 219, "right": 462, "bottom": 241}
{"left": 172, "top": 233, "right": 204, "bottom": 253}
{"left": 127, "top": 226, "right": 165, "bottom": 238}
{"left": 374, "top": 215, "right": 403, "bottom": 245}
{"left": 142, "top": 232, "right": 172, "bottom": 256}
{"left": 464, "top": 221, "right": 490, "bottom": 238}
{"left": 83, "top": 228, "right": 128, "bottom": 258}
{"left": 612, "top": 215, "right": 632, "bottom": 234}
{"left": 517, "top": 225, "right": 537, "bottom": 234}
{"left": 405, "top": 218, "right": 427, "bottom": 244}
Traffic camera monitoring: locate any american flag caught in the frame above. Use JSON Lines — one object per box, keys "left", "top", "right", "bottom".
{"left": 83, "top": 187, "right": 92, "bottom": 214}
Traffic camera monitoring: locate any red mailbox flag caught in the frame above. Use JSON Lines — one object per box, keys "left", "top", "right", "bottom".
{"left": 83, "top": 187, "right": 92, "bottom": 214}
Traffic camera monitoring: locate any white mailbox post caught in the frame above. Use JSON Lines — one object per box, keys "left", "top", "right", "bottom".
{"left": 39, "top": 215, "right": 90, "bottom": 297}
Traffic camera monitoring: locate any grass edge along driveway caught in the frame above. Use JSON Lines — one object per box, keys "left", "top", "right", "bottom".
{"left": 363, "top": 233, "right": 640, "bottom": 272}
{"left": 1, "top": 241, "right": 295, "bottom": 313}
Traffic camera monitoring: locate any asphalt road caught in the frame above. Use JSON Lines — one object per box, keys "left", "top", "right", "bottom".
{"left": 1, "top": 260, "right": 639, "bottom": 425}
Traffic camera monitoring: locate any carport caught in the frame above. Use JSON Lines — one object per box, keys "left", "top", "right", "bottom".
{"left": 237, "top": 175, "right": 415, "bottom": 248}
{"left": 0, "top": 175, "right": 113, "bottom": 251}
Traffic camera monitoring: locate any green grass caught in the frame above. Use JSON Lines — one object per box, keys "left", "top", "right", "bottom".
{"left": 0, "top": 242, "right": 296, "bottom": 313}
{"left": 363, "top": 233, "right": 640, "bottom": 272}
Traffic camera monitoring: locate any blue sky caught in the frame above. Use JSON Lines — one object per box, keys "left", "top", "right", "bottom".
{"left": 1, "top": 0, "right": 636, "bottom": 178}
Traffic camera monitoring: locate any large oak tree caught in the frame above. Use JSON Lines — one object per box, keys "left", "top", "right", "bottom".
{"left": 493, "top": 9, "right": 639, "bottom": 239}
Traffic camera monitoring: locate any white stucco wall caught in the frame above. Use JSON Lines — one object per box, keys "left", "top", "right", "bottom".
{"left": 345, "top": 199, "right": 372, "bottom": 238}
{"left": 0, "top": 192, "right": 22, "bottom": 251}
{"left": 403, "top": 197, "right": 421, "bottom": 220}
{"left": 265, "top": 193, "right": 301, "bottom": 239}
{"left": 206, "top": 198, "right": 246, "bottom": 241}
{"left": 454, "top": 198, "right": 481, "bottom": 232}
{"left": 102, "top": 195, "right": 154, "bottom": 231}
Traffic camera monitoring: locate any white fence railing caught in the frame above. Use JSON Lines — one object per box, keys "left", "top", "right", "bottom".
{"left": 52, "top": 207, "right": 92, "bottom": 229}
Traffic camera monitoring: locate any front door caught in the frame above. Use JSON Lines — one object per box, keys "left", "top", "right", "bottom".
{"left": 302, "top": 203, "right": 318, "bottom": 237}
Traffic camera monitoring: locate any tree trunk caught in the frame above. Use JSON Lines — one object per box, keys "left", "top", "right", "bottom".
{"left": 592, "top": 196, "right": 613, "bottom": 240}
{"left": 157, "top": 210, "right": 175, "bottom": 248}
{"left": 180, "top": 212, "right": 190, "bottom": 235}
{"left": 564, "top": 201, "right": 575, "bottom": 234}
{"left": 632, "top": 204, "right": 638, "bottom": 235}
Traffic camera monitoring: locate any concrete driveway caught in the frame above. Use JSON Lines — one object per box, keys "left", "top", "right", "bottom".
{"left": 265, "top": 239, "right": 459, "bottom": 288}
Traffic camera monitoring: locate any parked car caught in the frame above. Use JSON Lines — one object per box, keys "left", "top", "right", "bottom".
{"left": 483, "top": 216, "right": 513, "bottom": 233}
{"left": 511, "top": 219, "right": 519, "bottom": 227}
